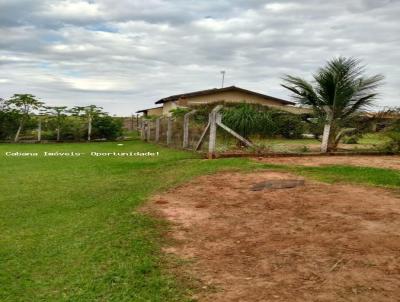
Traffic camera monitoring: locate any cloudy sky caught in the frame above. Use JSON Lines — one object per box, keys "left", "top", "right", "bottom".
{"left": 0, "top": 0, "right": 399, "bottom": 115}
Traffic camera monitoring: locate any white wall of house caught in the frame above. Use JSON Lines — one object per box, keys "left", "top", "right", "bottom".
{"left": 162, "top": 101, "right": 178, "bottom": 116}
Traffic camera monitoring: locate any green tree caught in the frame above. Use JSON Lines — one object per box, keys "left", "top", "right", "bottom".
{"left": 282, "top": 57, "right": 384, "bottom": 152}
{"left": 6, "top": 94, "right": 44, "bottom": 142}
{"left": 0, "top": 98, "right": 20, "bottom": 140}
{"left": 70, "top": 105, "right": 104, "bottom": 141}
{"left": 92, "top": 116, "right": 123, "bottom": 140}
{"left": 45, "top": 106, "right": 68, "bottom": 141}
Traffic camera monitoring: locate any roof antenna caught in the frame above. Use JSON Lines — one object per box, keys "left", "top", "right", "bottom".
{"left": 220, "top": 70, "right": 225, "bottom": 88}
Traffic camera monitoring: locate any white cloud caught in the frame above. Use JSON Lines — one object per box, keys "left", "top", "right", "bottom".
{"left": 42, "top": 0, "right": 104, "bottom": 21}
{"left": 264, "top": 2, "right": 301, "bottom": 12}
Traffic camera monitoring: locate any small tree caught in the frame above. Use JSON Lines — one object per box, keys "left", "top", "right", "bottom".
{"left": 0, "top": 98, "right": 20, "bottom": 140}
{"left": 46, "top": 106, "right": 68, "bottom": 141}
{"left": 282, "top": 57, "right": 384, "bottom": 152}
{"left": 70, "top": 105, "right": 104, "bottom": 141}
{"left": 92, "top": 116, "right": 123, "bottom": 140}
{"left": 6, "top": 94, "right": 44, "bottom": 142}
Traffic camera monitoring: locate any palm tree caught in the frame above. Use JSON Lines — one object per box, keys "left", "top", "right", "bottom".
{"left": 282, "top": 57, "right": 384, "bottom": 152}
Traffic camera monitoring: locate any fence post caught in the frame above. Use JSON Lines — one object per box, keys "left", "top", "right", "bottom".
{"left": 146, "top": 120, "right": 151, "bottom": 141}
{"left": 183, "top": 110, "right": 196, "bottom": 149}
{"left": 140, "top": 120, "right": 146, "bottom": 140}
{"left": 155, "top": 118, "right": 160, "bottom": 143}
{"left": 208, "top": 106, "right": 222, "bottom": 159}
{"left": 166, "top": 117, "right": 173, "bottom": 145}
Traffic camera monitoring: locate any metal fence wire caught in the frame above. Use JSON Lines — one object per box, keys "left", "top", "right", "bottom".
{"left": 140, "top": 105, "right": 255, "bottom": 157}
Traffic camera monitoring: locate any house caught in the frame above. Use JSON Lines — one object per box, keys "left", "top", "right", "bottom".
{"left": 137, "top": 86, "right": 311, "bottom": 116}
{"left": 136, "top": 106, "right": 163, "bottom": 117}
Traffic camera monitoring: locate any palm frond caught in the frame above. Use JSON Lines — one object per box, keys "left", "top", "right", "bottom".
{"left": 281, "top": 75, "right": 321, "bottom": 110}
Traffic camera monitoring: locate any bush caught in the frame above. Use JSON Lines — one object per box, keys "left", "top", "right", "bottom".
{"left": 273, "top": 113, "right": 305, "bottom": 139}
{"left": 0, "top": 110, "right": 20, "bottom": 140}
{"left": 342, "top": 135, "right": 360, "bottom": 144}
{"left": 258, "top": 111, "right": 279, "bottom": 137}
{"left": 384, "top": 131, "right": 400, "bottom": 152}
{"left": 92, "top": 116, "right": 123, "bottom": 140}
{"left": 382, "top": 118, "right": 400, "bottom": 153}
{"left": 170, "top": 107, "right": 190, "bottom": 118}
{"left": 221, "top": 103, "right": 306, "bottom": 140}
{"left": 59, "top": 117, "right": 85, "bottom": 140}
{"left": 222, "top": 103, "right": 261, "bottom": 139}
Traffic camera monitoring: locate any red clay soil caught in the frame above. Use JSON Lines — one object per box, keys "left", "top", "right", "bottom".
{"left": 146, "top": 171, "right": 400, "bottom": 302}
{"left": 255, "top": 155, "right": 400, "bottom": 170}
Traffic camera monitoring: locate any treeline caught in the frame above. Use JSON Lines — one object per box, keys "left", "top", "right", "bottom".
{"left": 0, "top": 94, "right": 123, "bottom": 142}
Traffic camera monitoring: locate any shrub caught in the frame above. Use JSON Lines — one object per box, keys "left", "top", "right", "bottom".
{"left": 222, "top": 103, "right": 261, "bottom": 139}
{"left": 170, "top": 107, "right": 190, "bottom": 118}
{"left": 342, "top": 135, "right": 360, "bottom": 144}
{"left": 221, "top": 103, "right": 306, "bottom": 140}
{"left": 258, "top": 111, "right": 279, "bottom": 137}
{"left": 58, "top": 117, "right": 85, "bottom": 140}
{"left": 382, "top": 118, "right": 400, "bottom": 153}
{"left": 272, "top": 113, "right": 305, "bottom": 139}
{"left": 92, "top": 116, "right": 123, "bottom": 140}
{"left": 0, "top": 110, "right": 20, "bottom": 140}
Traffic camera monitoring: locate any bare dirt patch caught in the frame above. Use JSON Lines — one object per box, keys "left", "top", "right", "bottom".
{"left": 255, "top": 155, "right": 400, "bottom": 170}
{"left": 145, "top": 171, "right": 400, "bottom": 302}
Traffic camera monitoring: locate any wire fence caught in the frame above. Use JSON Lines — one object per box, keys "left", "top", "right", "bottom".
{"left": 140, "top": 105, "right": 253, "bottom": 157}
{"left": 139, "top": 105, "right": 395, "bottom": 158}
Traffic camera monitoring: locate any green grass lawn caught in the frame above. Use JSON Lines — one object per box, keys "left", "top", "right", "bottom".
{"left": 1, "top": 140, "right": 398, "bottom": 301}
{"left": 215, "top": 132, "right": 389, "bottom": 153}
{"left": 0, "top": 141, "right": 256, "bottom": 302}
{"left": 358, "top": 132, "right": 390, "bottom": 145}
{"left": 260, "top": 163, "right": 400, "bottom": 189}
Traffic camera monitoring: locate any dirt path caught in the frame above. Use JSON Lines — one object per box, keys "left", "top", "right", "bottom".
{"left": 255, "top": 155, "right": 400, "bottom": 170}
{"left": 146, "top": 171, "right": 400, "bottom": 302}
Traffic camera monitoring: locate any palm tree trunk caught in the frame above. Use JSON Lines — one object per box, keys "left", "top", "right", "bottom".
{"left": 321, "top": 123, "right": 331, "bottom": 152}
{"left": 321, "top": 108, "right": 334, "bottom": 153}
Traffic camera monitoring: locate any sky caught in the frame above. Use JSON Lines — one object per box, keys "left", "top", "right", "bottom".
{"left": 0, "top": 0, "right": 399, "bottom": 116}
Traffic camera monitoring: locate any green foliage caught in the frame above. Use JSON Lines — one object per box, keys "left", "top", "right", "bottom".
{"left": 382, "top": 118, "right": 400, "bottom": 153}
{"left": 55, "top": 116, "right": 84, "bottom": 141}
{"left": 272, "top": 112, "right": 304, "bottom": 139}
{"left": 0, "top": 96, "right": 124, "bottom": 142}
{"left": 222, "top": 103, "right": 260, "bottom": 139}
{"left": 92, "top": 116, "right": 123, "bottom": 140}
{"left": 282, "top": 57, "right": 384, "bottom": 150}
{"left": 0, "top": 99, "right": 20, "bottom": 140}
{"left": 306, "top": 117, "right": 325, "bottom": 139}
{"left": 342, "top": 135, "right": 359, "bottom": 144}
{"left": 222, "top": 103, "right": 305, "bottom": 139}
{"left": 258, "top": 110, "right": 278, "bottom": 137}
{"left": 6, "top": 94, "right": 45, "bottom": 141}
{"left": 170, "top": 107, "right": 190, "bottom": 118}
{"left": 6, "top": 94, "right": 44, "bottom": 114}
